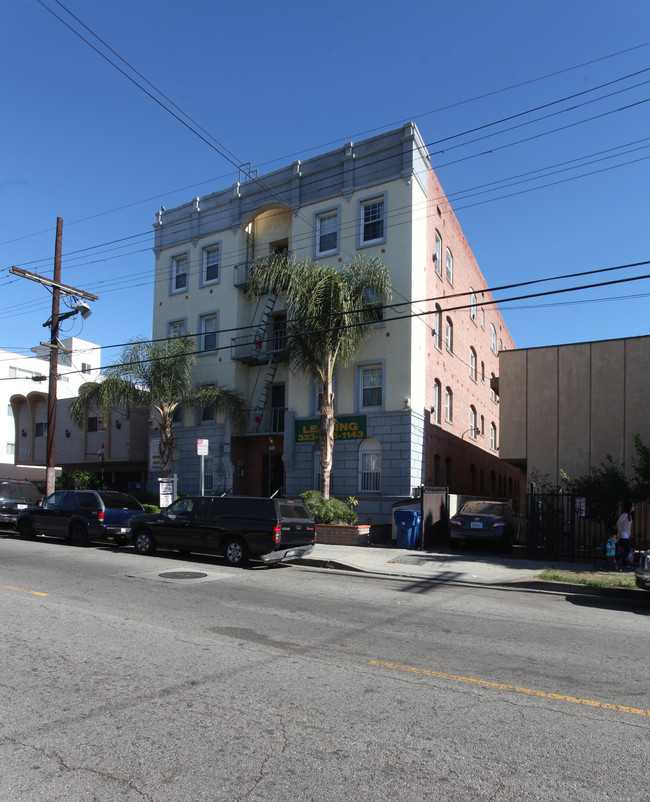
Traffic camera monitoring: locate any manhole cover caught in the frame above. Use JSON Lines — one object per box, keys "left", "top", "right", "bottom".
{"left": 159, "top": 571, "right": 208, "bottom": 579}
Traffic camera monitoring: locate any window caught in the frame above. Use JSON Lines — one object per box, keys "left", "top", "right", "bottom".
{"left": 81, "top": 362, "right": 92, "bottom": 374}
{"left": 359, "top": 364, "right": 383, "bottom": 410}
{"left": 87, "top": 416, "right": 106, "bottom": 433}
{"left": 172, "top": 253, "right": 188, "bottom": 292}
{"left": 490, "top": 422, "right": 497, "bottom": 451}
{"left": 203, "top": 457, "right": 214, "bottom": 493}
{"left": 469, "top": 406, "right": 478, "bottom": 439}
{"left": 445, "top": 248, "right": 453, "bottom": 284}
{"left": 480, "top": 308, "right": 485, "bottom": 329}
{"left": 359, "top": 196, "right": 386, "bottom": 246}
{"left": 200, "top": 313, "right": 218, "bottom": 352}
{"left": 312, "top": 372, "right": 336, "bottom": 416}
{"left": 202, "top": 244, "right": 220, "bottom": 284}
{"left": 315, "top": 209, "right": 339, "bottom": 256}
{"left": 432, "top": 379, "right": 441, "bottom": 424}
{"left": 363, "top": 287, "right": 384, "bottom": 324}
{"left": 433, "top": 304, "right": 442, "bottom": 350}
{"left": 200, "top": 385, "right": 215, "bottom": 421}
{"left": 359, "top": 438, "right": 381, "bottom": 492}
{"left": 434, "top": 231, "right": 442, "bottom": 277}
{"left": 490, "top": 324, "right": 497, "bottom": 355}
{"left": 490, "top": 373, "right": 497, "bottom": 403}
{"left": 35, "top": 422, "right": 47, "bottom": 437}
{"left": 469, "top": 289, "right": 477, "bottom": 323}
{"left": 481, "top": 361, "right": 485, "bottom": 383}
{"left": 499, "top": 339, "right": 504, "bottom": 354}
{"left": 480, "top": 415, "right": 485, "bottom": 436}
{"left": 7, "top": 404, "right": 12, "bottom": 417}
{"left": 469, "top": 348, "right": 477, "bottom": 382}
{"left": 168, "top": 319, "right": 186, "bottom": 338}
{"left": 445, "top": 387, "right": 453, "bottom": 423}
{"left": 6, "top": 442, "right": 15, "bottom": 456}
{"left": 445, "top": 317, "right": 453, "bottom": 353}
{"left": 172, "top": 405, "right": 183, "bottom": 423}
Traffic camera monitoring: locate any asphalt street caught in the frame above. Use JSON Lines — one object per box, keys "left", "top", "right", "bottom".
{"left": 1, "top": 534, "right": 648, "bottom": 801}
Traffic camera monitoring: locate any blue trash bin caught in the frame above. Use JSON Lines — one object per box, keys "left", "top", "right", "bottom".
{"left": 394, "top": 509, "right": 421, "bottom": 549}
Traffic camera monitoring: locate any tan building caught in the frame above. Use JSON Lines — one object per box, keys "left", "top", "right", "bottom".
{"left": 498, "top": 335, "right": 650, "bottom": 489}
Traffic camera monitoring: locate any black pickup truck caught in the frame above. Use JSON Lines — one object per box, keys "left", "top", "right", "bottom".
{"left": 128, "top": 495, "right": 316, "bottom": 566}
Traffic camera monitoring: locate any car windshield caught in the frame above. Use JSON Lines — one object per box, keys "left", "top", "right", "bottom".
{"left": 459, "top": 501, "right": 508, "bottom": 516}
{"left": 278, "top": 502, "right": 312, "bottom": 520}
{"left": 3, "top": 482, "right": 41, "bottom": 502}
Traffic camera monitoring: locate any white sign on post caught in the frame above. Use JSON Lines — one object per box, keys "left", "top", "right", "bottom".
{"left": 197, "top": 439, "right": 209, "bottom": 456}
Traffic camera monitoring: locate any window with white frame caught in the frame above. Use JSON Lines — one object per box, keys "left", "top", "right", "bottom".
{"left": 469, "top": 289, "right": 477, "bottom": 322}
{"left": 363, "top": 286, "right": 384, "bottom": 324}
{"left": 445, "top": 248, "right": 453, "bottom": 284}
{"left": 469, "top": 347, "right": 477, "bottom": 382}
{"left": 7, "top": 404, "right": 13, "bottom": 417}
{"left": 359, "top": 364, "right": 383, "bottom": 410}
{"left": 200, "top": 313, "right": 218, "bottom": 352}
{"left": 202, "top": 244, "right": 220, "bottom": 284}
{"left": 316, "top": 209, "right": 339, "bottom": 256}
{"left": 6, "top": 442, "right": 15, "bottom": 455}
{"left": 490, "top": 422, "right": 497, "bottom": 451}
{"left": 445, "top": 317, "right": 453, "bottom": 353}
{"left": 360, "top": 197, "right": 385, "bottom": 245}
{"left": 172, "top": 254, "right": 188, "bottom": 291}
{"left": 445, "top": 387, "right": 453, "bottom": 423}
{"left": 359, "top": 438, "right": 381, "bottom": 492}
{"left": 469, "top": 406, "right": 478, "bottom": 439}
{"left": 434, "top": 231, "right": 442, "bottom": 277}
{"left": 432, "top": 305, "right": 441, "bottom": 350}
{"left": 480, "top": 308, "right": 485, "bottom": 329}
{"left": 168, "top": 319, "right": 186, "bottom": 338}
{"left": 490, "top": 373, "right": 497, "bottom": 403}
{"left": 432, "top": 379, "right": 441, "bottom": 424}
{"left": 490, "top": 324, "right": 497, "bottom": 354}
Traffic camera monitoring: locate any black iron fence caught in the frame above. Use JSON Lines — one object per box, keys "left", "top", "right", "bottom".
{"left": 525, "top": 489, "right": 649, "bottom": 562}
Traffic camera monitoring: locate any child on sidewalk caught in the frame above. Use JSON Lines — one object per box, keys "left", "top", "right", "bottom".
{"left": 600, "top": 531, "right": 618, "bottom": 571}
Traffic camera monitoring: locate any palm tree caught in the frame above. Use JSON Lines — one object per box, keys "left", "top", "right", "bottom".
{"left": 69, "top": 335, "right": 248, "bottom": 477}
{"left": 248, "top": 254, "right": 391, "bottom": 499}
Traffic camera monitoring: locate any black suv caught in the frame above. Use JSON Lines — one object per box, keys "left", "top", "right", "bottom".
{"left": 17, "top": 490, "right": 145, "bottom": 546}
{"left": 0, "top": 479, "right": 42, "bottom": 527}
{"left": 128, "top": 495, "right": 316, "bottom": 566}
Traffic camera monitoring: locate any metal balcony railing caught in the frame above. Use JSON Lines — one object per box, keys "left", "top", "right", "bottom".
{"left": 231, "top": 324, "right": 287, "bottom": 364}
{"left": 248, "top": 406, "right": 285, "bottom": 435}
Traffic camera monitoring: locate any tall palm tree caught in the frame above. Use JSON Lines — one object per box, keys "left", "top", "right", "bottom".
{"left": 69, "top": 335, "right": 248, "bottom": 477}
{"left": 248, "top": 254, "right": 391, "bottom": 499}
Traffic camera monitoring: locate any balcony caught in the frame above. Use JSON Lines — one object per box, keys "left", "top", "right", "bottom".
{"left": 233, "top": 261, "right": 254, "bottom": 290}
{"left": 247, "top": 407, "right": 286, "bottom": 435}
{"left": 231, "top": 323, "right": 287, "bottom": 365}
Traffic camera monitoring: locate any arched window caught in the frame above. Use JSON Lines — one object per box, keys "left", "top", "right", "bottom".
{"left": 469, "top": 347, "right": 477, "bottom": 382}
{"left": 469, "top": 406, "right": 477, "bottom": 439}
{"left": 481, "top": 361, "right": 485, "bottom": 383}
{"left": 434, "top": 231, "right": 442, "bottom": 277}
{"left": 490, "top": 324, "right": 497, "bottom": 355}
{"left": 433, "top": 304, "right": 442, "bottom": 350}
{"left": 469, "top": 289, "right": 477, "bottom": 322}
{"left": 445, "top": 387, "right": 453, "bottom": 422}
{"left": 490, "top": 422, "right": 497, "bottom": 451}
{"left": 445, "top": 248, "right": 453, "bottom": 284}
{"left": 490, "top": 373, "right": 497, "bottom": 403}
{"left": 445, "top": 317, "right": 453, "bottom": 352}
{"left": 432, "top": 379, "right": 441, "bottom": 424}
{"left": 359, "top": 438, "right": 381, "bottom": 492}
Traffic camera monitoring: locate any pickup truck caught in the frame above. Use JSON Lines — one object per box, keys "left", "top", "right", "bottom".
{"left": 16, "top": 490, "right": 144, "bottom": 546}
{"left": 128, "top": 495, "right": 316, "bottom": 566}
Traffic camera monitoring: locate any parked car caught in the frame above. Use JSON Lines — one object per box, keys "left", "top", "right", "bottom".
{"left": 16, "top": 490, "right": 145, "bottom": 546}
{"left": 635, "top": 549, "right": 650, "bottom": 591}
{"left": 449, "top": 500, "right": 520, "bottom": 551}
{"left": 0, "top": 479, "right": 42, "bottom": 527}
{"left": 128, "top": 495, "right": 316, "bottom": 567}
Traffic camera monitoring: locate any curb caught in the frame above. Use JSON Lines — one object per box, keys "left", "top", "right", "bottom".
{"left": 298, "top": 557, "right": 645, "bottom": 600}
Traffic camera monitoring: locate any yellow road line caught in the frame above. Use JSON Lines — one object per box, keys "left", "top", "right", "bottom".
{"left": 369, "top": 660, "right": 649, "bottom": 717}
{"left": 0, "top": 583, "right": 48, "bottom": 597}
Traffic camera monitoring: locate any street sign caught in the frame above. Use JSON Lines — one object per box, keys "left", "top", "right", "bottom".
{"left": 197, "top": 438, "right": 209, "bottom": 456}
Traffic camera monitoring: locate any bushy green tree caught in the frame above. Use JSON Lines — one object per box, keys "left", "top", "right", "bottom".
{"left": 632, "top": 434, "right": 650, "bottom": 500}
{"left": 248, "top": 254, "right": 391, "bottom": 499}
{"left": 300, "top": 490, "right": 357, "bottom": 524}
{"left": 562, "top": 455, "right": 630, "bottom": 528}
{"left": 70, "top": 335, "right": 248, "bottom": 477}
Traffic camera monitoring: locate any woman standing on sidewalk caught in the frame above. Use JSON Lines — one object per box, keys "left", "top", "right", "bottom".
{"left": 616, "top": 501, "right": 635, "bottom": 569}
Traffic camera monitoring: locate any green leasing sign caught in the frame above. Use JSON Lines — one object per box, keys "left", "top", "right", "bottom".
{"left": 295, "top": 415, "right": 367, "bottom": 443}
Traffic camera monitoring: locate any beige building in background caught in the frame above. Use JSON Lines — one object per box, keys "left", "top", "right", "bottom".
{"left": 498, "top": 334, "right": 650, "bottom": 488}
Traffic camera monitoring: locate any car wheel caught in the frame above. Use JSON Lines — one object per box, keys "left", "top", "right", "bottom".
{"left": 223, "top": 537, "right": 249, "bottom": 567}
{"left": 18, "top": 518, "right": 36, "bottom": 540}
{"left": 134, "top": 529, "right": 156, "bottom": 555}
{"left": 70, "top": 523, "right": 89, "bottom": 547}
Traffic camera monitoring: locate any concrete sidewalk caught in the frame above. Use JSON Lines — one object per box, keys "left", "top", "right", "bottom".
{"left": 299, "top": 543, "right": 641, "bottom": 598}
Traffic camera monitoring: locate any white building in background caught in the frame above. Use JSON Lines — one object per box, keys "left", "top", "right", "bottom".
{"left": 2, "top": 338, "right": 99, "bottom": 481}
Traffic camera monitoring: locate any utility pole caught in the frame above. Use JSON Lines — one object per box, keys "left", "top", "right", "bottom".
{"left": 10, "top": 218, "right": 98, "bottom": 496}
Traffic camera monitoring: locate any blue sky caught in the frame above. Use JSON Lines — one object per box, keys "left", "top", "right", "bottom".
{"left": 2, "top": 0, "right": 649, "bottom": 371}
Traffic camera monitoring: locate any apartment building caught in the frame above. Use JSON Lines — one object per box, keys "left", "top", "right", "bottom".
{"left": 151, "top": 123, "right": 518, "bottom": 522}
